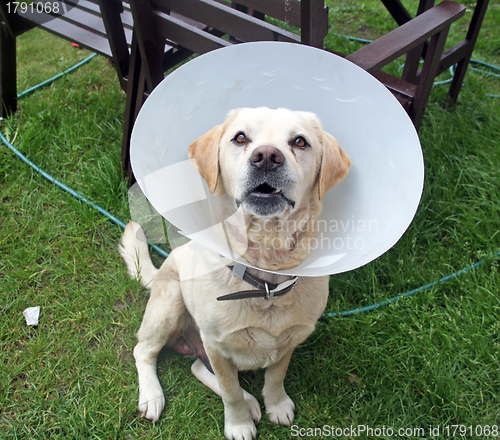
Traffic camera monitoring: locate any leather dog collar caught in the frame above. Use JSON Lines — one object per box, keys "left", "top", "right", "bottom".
{"left": 217, "top": 264, "right": 298, "bottom": 301}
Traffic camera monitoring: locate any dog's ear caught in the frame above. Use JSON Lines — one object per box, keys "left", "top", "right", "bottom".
{"left": 188, "top": 125, "right": 223, "bottom": 193}
{"left": 318, "top": 132, "right": 352, "bottom": 200}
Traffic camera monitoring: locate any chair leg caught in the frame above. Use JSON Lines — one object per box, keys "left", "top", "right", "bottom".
{"left": 410, "top": 26, "right": 450, "bottom": 130}
{"left": 445, "top": 56, "right": 470, "bottom": 107}
{"left": 446, "top": 0, "right": 490, "bottom": 106}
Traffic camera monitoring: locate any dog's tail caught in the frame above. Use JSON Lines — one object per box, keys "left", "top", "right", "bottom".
{"left": 119, "top": 221, "right": 159, "bottom": 288}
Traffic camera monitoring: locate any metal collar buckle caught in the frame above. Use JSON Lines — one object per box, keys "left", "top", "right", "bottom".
{"left": 265, "top": 282, "right": 273, "bottom": 300}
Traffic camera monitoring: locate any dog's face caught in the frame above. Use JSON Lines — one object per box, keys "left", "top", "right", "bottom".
{"left": 189, "top": 107, "right": 351, "bottom": 219}
{"left": 220, "top": 108, "right": 323, "bottom": 217}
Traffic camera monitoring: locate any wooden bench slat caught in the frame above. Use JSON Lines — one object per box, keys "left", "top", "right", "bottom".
{"left": 38, "top": 18, "right": 113, "bottom": 57}
{"left": 52, "top": 6, "right": 108, "bottom": 37}
{"left": 62, "top": 0, "right": 133, "bottom": 30}
{"left": 65, "top": 0, "right": 102, "bottom": 17}
{"left": 153, "top": 0, "right": 300, "bottom": 44}
{"left": 120, "top": 9, "right": 134, "bottom": 29}
{"left": 230, "top": 0, "right": 303, "bottom": 28}
{"left": 152, "top": 9, "right": 232, "bottom": 55}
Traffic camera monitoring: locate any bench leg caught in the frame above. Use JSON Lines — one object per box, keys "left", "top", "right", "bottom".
{"left": 301, "top": 0, "right": 325, "bottom": 48}
{"left": 0, "top": 31, "right": 17, "bottom": 118}
{"left": 121, "top": 35, "right": 146, "bottom": 185}
{"left": 99, "top": 0, "right": 129, "bottom": 90}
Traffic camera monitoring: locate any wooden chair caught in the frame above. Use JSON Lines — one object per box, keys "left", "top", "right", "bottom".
{"left": 346, "top": 1, "right": 466, "bottom": 129}
{"left": 0, "top": 0, "right": 132, "bottom": 117}
{"left": 231, "top": 1, "right": 467, "bottom": 129}
{"left": 380, "top": 0, "right": 490, "bottom": 106}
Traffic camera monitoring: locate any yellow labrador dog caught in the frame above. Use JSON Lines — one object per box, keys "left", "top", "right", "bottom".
{"left": 120, "top": 107, "right": 351, "bottom": 440}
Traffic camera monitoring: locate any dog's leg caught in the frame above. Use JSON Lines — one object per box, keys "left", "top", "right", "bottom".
{"left": 191, "top": 359, "right": 261, "bottom": 423}
{"left": 262, "top": 350, "right": 295, "bottom": 426}
{"left": 133, "top": 266, "right": 186, "bottom": 423}
{"left": 203, "top": 347, "right": 257, "bottom": 440}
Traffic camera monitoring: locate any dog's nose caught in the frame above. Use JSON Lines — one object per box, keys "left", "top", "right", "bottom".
{"left": 250, "top": 146, "right": 284, "bottom": 171}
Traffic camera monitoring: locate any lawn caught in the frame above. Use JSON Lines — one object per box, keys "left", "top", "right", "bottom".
{"left": 1, "top": 1, "right": 499, "bottom": 439}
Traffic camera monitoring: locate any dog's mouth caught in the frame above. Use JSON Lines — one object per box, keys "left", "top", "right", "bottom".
{"left": 250, "top": 183, "right": 282, "bottom": 197}
{"left": 236, "top": 182, "right": 295, "bottom": 217}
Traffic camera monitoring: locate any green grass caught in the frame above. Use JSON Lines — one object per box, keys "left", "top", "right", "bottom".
{"left": 1, "top": 1, "right": 500, "bottom": 439}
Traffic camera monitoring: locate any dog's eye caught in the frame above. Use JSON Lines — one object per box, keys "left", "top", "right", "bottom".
{"left": 233, "top": 132, "right": 249, "bottom": 145}
{"left": 293, "top": 136, "right": 307, "bottom": 148}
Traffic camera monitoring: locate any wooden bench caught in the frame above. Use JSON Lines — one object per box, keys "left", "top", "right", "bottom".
{"left": 0, "top": 0, "right": 132, "bottom": 117}
{"left": 121, "top": 0, "right": 330, "bottom": 180}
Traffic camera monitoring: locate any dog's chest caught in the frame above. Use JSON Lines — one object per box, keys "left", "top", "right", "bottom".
{"left": 219, "top": 321, "right": 312, "bottom": 370}
{"left": 206, "top": 300, "right": 317, "bottom": 370}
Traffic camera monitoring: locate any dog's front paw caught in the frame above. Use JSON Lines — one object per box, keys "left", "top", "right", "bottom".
{"left": 224, "top": 401, "right": 258, "bottom": 440}
{"left": 243, "top": 391, "right": 261, "bottom": 422}
{"left": 265, "top": 393, "right": 295, "bottom": 426}
{"left": 138, "top": 378, "right": 165, "bottom": 423}
{"left": 224, "top": 421, "right": 257, "bottom": 440}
